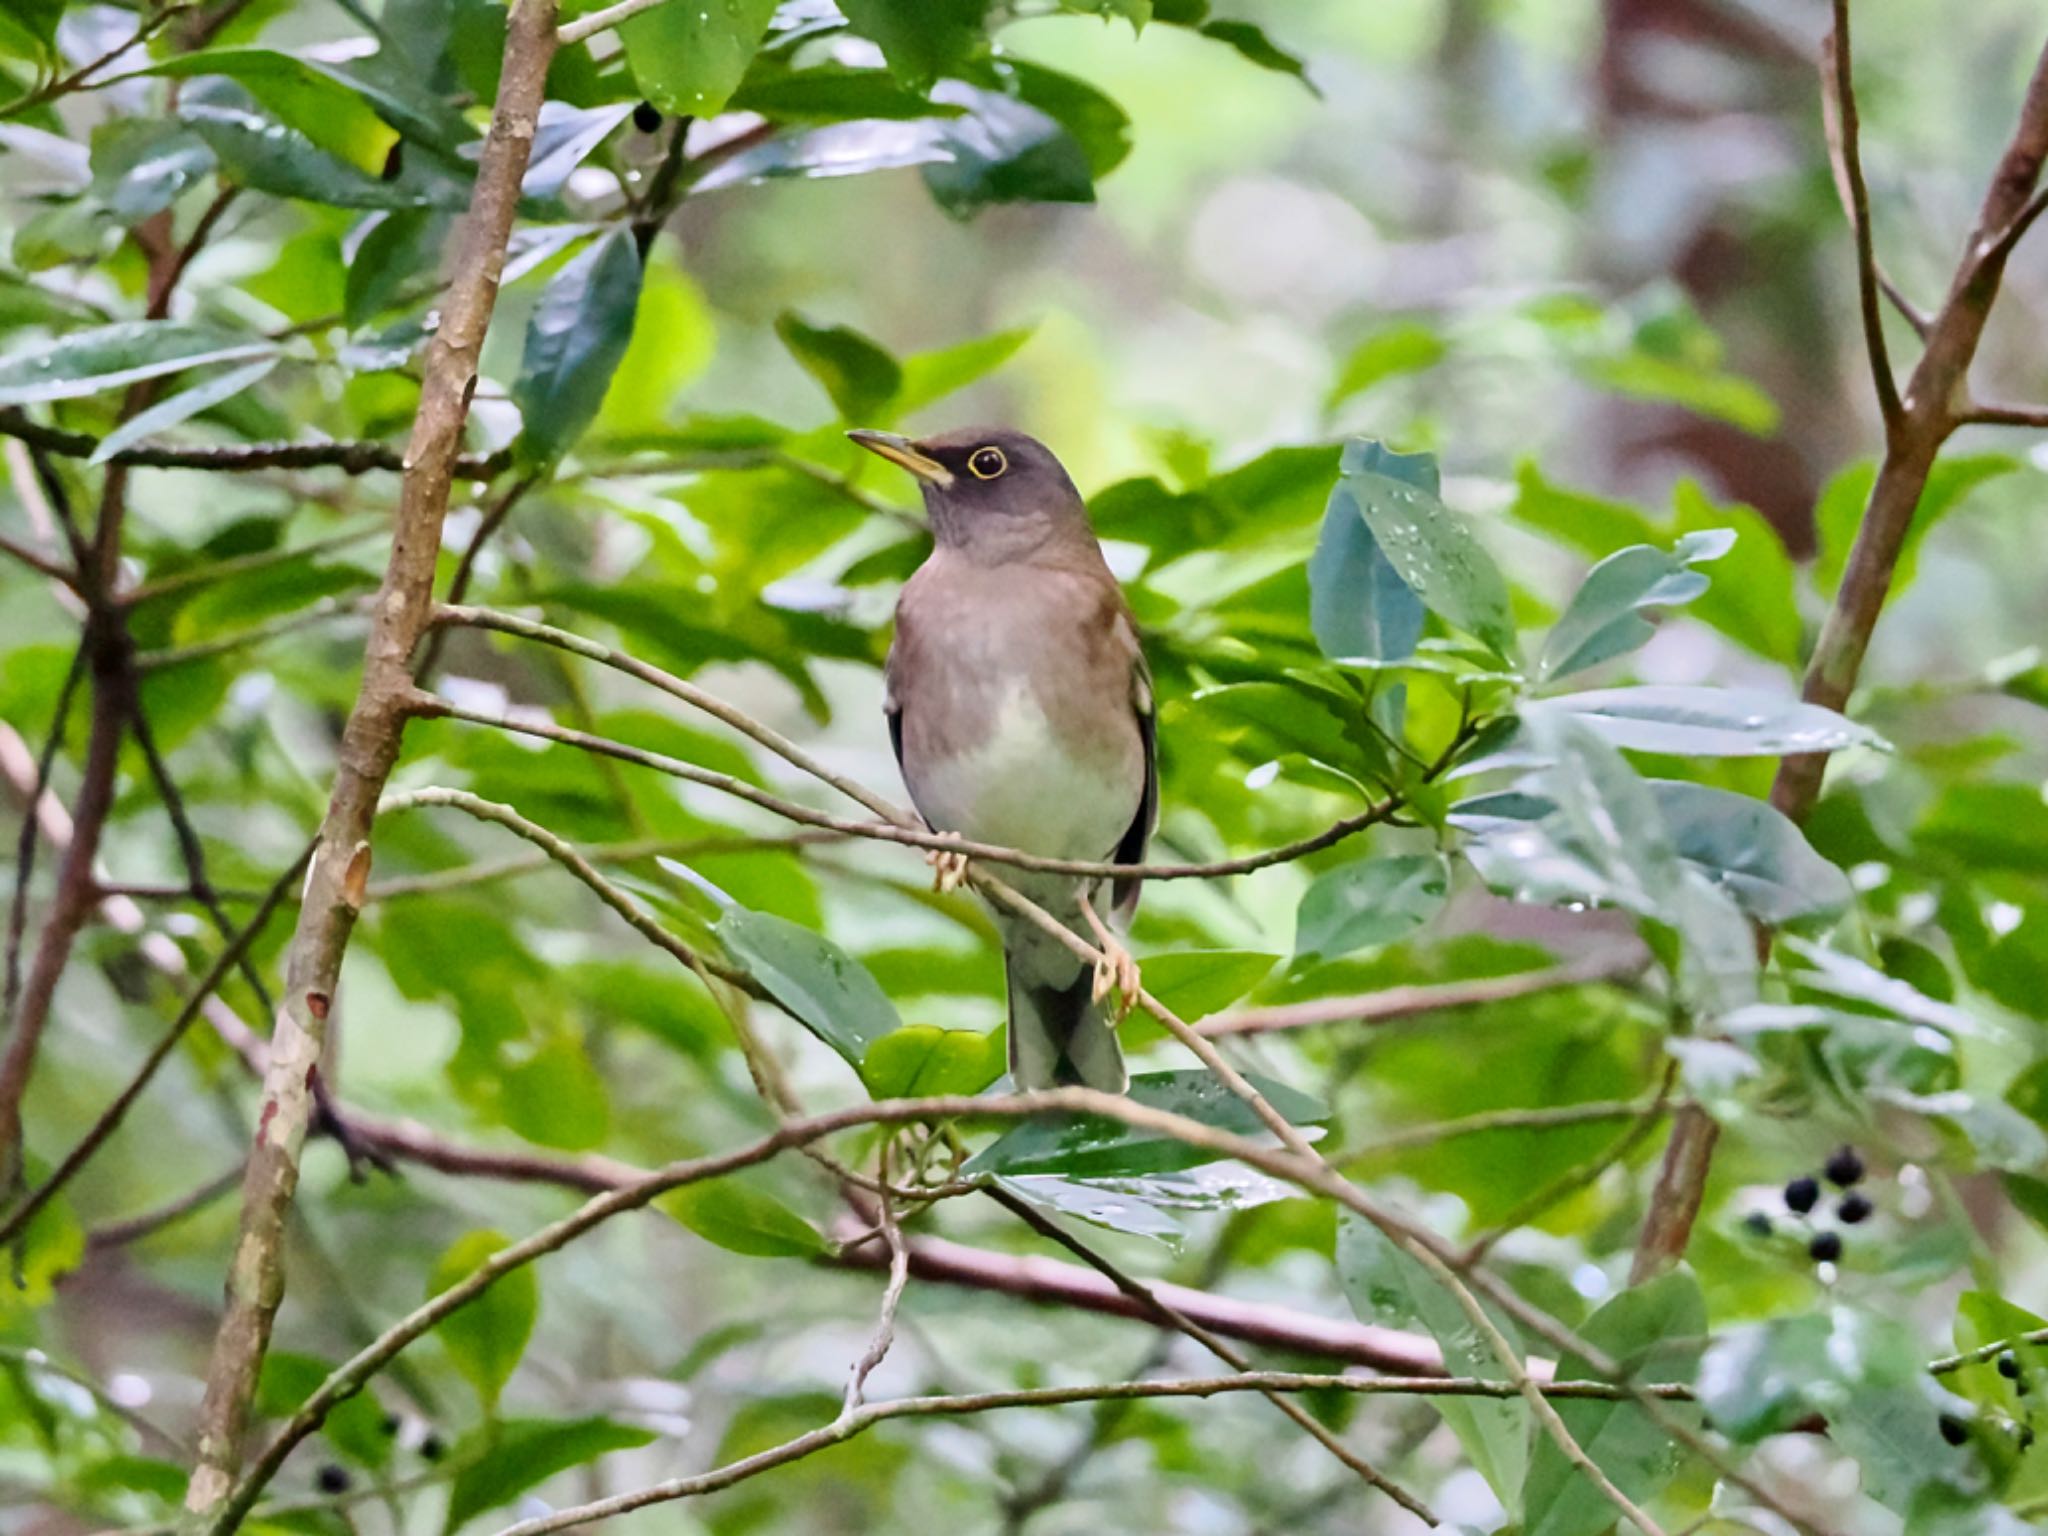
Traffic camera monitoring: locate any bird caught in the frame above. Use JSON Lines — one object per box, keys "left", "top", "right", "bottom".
{"left": 849, "top": 426, "right": 1155, "bottom": 1093}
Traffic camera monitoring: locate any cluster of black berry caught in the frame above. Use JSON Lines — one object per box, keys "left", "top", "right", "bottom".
{"left": 1938, "top": 1350, "right": 2038, "bottom": 1453}
{"left": 1744, "top": 1145, "right": 1871, "bottom": 1263}
{"left": 311, "top": 1416, "right": 446, "bottom": 1500}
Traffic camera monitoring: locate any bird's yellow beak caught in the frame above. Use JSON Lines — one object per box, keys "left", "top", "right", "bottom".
{"left": 847, "top": 429, "right": 953, "bottom": 486}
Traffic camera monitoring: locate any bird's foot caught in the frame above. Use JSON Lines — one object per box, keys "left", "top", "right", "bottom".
{"left": 924, "top": 836, "right": 970, "bottom": 893}
{"left": 1079, "top": 894, "right": 1141, "bottom": 1023}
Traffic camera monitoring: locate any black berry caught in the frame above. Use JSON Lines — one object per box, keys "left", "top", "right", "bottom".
{"left": 1785, "top": 1176, "right": 1820, "bottom": 1214}
{"left": 1743, "top": 1211, "right": 1773, "bottom": 1237}
{"left": 1938, "top": 1413, "right": 1970, "bottom": 1446}
{"left": 316, "top": 1464, "right": 352, "bottom": 1494}
{"left": 1999, "top": 1351, "right": 2022, "bottom": 1380}
{"left": 1825, "top": 1146, "right": 1866, "bottom": 1187}
{"left": 380, "top": 143, "right": 404, "bottom": 183}
{"left": 1837, "top": 1193, "right": 1873, "bottom": 1224}
{"left": 2022, "top": 1426, "right": 2038, "bottom": 1449}
{"left": 1809, "top": 1230, "right": 1843, "bottom": 1263}
{"left": 381, "top": 1412, "right": 402, "bottom": 1435}
{"left": 633, "top": 101, "right": 663, "bottom": 133}
{"left": 419, "top": 1433, "right": 445, "bottom": 1462}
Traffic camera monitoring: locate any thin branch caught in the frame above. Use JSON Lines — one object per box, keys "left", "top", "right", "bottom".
{"left": 0, "top": 528, "right": 79, "bottom": 586}
{"left": 493, "top": 1373, "right": 1690, "bottom": 1536}
{"left": 132, "top": 593, "right": 372, "bottom": 672}
{"left": 0, "top": 840, "right": 312, "bottom": 1248}
{"left": 364, "top": 830, "right": 846, "bottom": 901}
{"left": 1877, "top": 270, "right": 1931, "bottom": 338}
{"left": 86, "top": 1163, "right": 244, "bottom": 1248}
{"left": 119, "top": 523, "right": 386, "bottom": 607}
{"left": 184, "top": 0, "right": 560, "bottom": 1514}
{"left": 1202, "top": 955, "right": 1642, "bottom": 1037}
{"left": 1821, "top": 3, "right": 1903, "bottom": 426}
{"left": 414, "top": 667, "right": 1426, "bottom": 881}
{"left": 0, "top": 1, "right": 184, "bottom": 120}
{"left": 1955, "top": 399, "right": 2048, "bottom": 429}
{"left": 558, "top": 0, "right": 668, "bottom": 44}
{"left": 987, "top": 1185, "right": 1435, "bottom": 1522}
{"left": 414, "top": 474, "right": 540, "bottom": 681}
{"left": 841, "top": 1159, "right": 908, "bottom": 1415}
{"left": 0, "top": 407, "right": 507, "bottom": 479}
{"left": 2, "top": 640, "right": 86, "bottom": 1021}
{"left": 1344, "top": 1093, "right": 1674, "bottom": 1161}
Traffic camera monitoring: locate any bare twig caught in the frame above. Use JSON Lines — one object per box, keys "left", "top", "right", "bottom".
{"left": 1956, "top": 399, "right": 2048, "bottom": 429}
{"left": 1820, "top": 4, "right": 1901, "bottom": 426}
{"left": 87, "top": 1163, "right": 245, "bottom": 1248}
{"left": 183, "top": 0, "right": 561, "bottom": 1514}
{"left": 1202, "top": 955, "right": 1643, "bottom": 1037}
{"left": 2, "top": 640, "right": 85, "bottom": 1022}
{"left": 0, "top": 407, "right": 507, "bottom": 480}
{"left": 414, "top": 475, "right": 540, "bottom": 681}
{"left": 0, "top": 528, "right": 79, "bottom": 585}
{"left": 841, "top": 1153, "right": 908, "bottom": 1415}
{"left": 1345, "top": 1093, "right": 1674, "bottom": 1161}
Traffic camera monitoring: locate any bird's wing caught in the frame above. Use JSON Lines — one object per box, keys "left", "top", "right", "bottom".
{"left": 1111, "top": 623, "right": 1156, "bottom": 918}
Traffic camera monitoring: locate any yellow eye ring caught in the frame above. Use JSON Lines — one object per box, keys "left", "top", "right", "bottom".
{"left": 968, "top": 446, "right": 1008, "bottom": 479}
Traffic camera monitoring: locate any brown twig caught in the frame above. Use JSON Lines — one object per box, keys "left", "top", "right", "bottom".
{"left": 414, "top": 474, "right": 541, "bottom": 681}
{"left": 182, "top": 0, "right": 561, "bottom": 1514}
{"left": 1819, "top": 4, "right": 1900, "bottom": 427}
{"left": 0, "top": 408, "right": 507, "bottom": 479}
{"left": 1201, "top": 955, "right": 1643, "bottom": 1037}
{"left": 2, "top": 640, "right": 85, "bottom": 1023}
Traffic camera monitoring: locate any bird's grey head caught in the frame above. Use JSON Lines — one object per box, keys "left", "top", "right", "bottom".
{"left": 848, "top": 426, "right": 1090, "bottom": 562}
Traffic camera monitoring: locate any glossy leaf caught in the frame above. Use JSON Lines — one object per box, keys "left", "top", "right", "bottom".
{"left": 512, "top": 227, "right": 644, "bottom": 467}
{"left": 1538, "top": 528, "right": 1734, "bottom": 681}
{"left": 861, "top": 1024, "right": 1005, "bottom": 1097}
{"left": 1293, "top": 854, "right": 1450, "bottom": 961}
{"left": 1539, "top": 685, "right": 1884, "bottom": 758}
{"left": 965, "top": 1070, "right": 1327, "bottom": 1178}
{"left": 1308, "top": 445, "right": 1427, "bottom": 665}
{"left": 838, "top": 0, "right": 988, "bottom": 92}
{"left": 661, "top": 1177, "right": 826, "bottom": 1258}
{"left": 1138, "top": 950, "right": 1276, "bottom": 1021}
{"left": 139, "top": 49, "right": 400, "bottom": 172}
{"left": 443, "top": 1417, "right": 657, "bottom": 1533}
{"left": 715, "top": 907, "right": 903, "bottom": 1076}
{"left": 1522, "top": 1270, "right": 1706, "bottom": 1536}
{"left": 84, "top": 358, "right": 277, "bottom": 466}
{"left": 1340, "top": 437, "right": 1517, "bottom": 659}
{"left": 344, "top": 209, "right": 447, "bottom": 329}
{"left": 623, "top": 0, "right": 780, "bottom": 116}
{"left": 1337, "top": 1209, "right": 1527, "bottom": 1503}
{"left": 429, "top": 1229, "right": 539, "bottom": 1409}
{"left": 0, "top": 321, "right": 275, "bottom": 406}
{"left": 922, "top": 83, "right": 1096, "bottom": 218}
{"left": 179, "top": 99, "right": 465, "bottom": 211}
{"left": 1000, "top": 1162, "right": 1296, "bottom": 1246}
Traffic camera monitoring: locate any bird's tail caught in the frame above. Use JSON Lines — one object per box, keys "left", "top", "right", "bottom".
{"left": 1005, "top": 954, "right": 1128, "bottom": 1093}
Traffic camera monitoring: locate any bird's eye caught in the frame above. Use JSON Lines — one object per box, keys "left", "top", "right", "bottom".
{"left": 968, "top": 446, "right": 1008, "bottom": 480}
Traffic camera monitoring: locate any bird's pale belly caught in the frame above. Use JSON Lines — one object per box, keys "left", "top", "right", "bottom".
{"left": 908, "top": 684, "right": 1138, "bottom": 862}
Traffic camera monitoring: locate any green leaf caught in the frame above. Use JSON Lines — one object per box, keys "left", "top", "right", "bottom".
{"left": 965, "top": 1069, "right": 1328, "bottom": 1178}
{"left": 1326, "top": 321, "right": 1445, "bottom": 410}
{"left": 0, "top": 321, "right": 275, "bottom": 406}
{"left": 139, "top": 49, "right": 400, "bottom": 172}
{"left": 776, "top": 311, "right": 902, "bottom": 423}
{"left": 0, "top": 0, "right": 63, "bottom": 61}
{"left": 1538, "top": 528, "right": 1733, "bottom": 681}
{"left": 1918, "top": 784, "right": 2048, "bottom": 877}
{"left": 1308, "top": 444, "right": 1427, "bottom": 664}
{"left": 1138, "top": 950, "right": 1276, "bottom": 1021}
{"left": 443, "top": 1417, "right": 656, "bottom": 1534}
{"left": 500, "top": 1031, "right": 610, "bottom": 1150}
{"left": 345, "top": 209, "right": 447, "bottom": 329}
{"left": 893, "top": 325, "right": 1034, "bottom": 417}
{"left": 1540, "top": 685, "right": 1884, "bottom": 757}
{"left": 1196, "top": 19, "right": 1314, "bottom": 84}
{"left": 179, "top": 99, "right": 465, "bottom": 211}
{"left": 715, "top": 907, "right": 903, "bottom": 1077}
{"left": 512, "top": 228, "right": 644, "bottom": 467}
{"left": 1815, "top": 453, "right": 2020, "bottom": 597}
{"left": 622, "top": 0, "right": 780, "bottom": 116}
{"left": 1700, "top": 1303, "right": 1937, "bottom": 1442}
{"left": 999, "top": 1161, "right": 1296, "bottom": 1246}
{"left": 1522, "top": 1271, "right": 1706, "bottom": 1536}
{"left": 1294, "top": 854, "right": 1449, "bottom": 962}
{"left": 921, "top": 83, "right": 1096, "bottom": 218}
{"left": 86, "top": 359, "right": 278, "bottom": 466}
{"left": 838, "top": 0, "right": 988, "bottom": 92}
{"left": 661, "top": 1177, "right": 826, "bottom": 1258}
{"left": 428, "top": 1230, "right": 539, "bottom": 1410}
{"left": 1340, "top": 437, "right": 1516, "bottom": 658}
{"left": 861, "top": 1024, "right": 1006, "bottom": 1098}
{"left": 88, "top": 122, "right": 218, "bottom": 225}
{"left": 1337, "top": 1209, "right": 1527, "bottom": 1503}
{"left": 1645, "top": 781, "right": 1851, "bottom": 925}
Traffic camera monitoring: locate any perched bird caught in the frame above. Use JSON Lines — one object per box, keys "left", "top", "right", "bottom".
{"left": 850, "top": 426, "right": 1155, "bottom": 1093}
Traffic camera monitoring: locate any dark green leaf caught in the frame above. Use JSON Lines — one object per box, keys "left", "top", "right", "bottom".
{"left": 1198, "top": 20, "right": 1314, "bottom": 86}
{"left": 1538, "top": 528, "right": 1733, "bottom": 681}
{"left": 1294, "top": 854, "right": 1449, "bottom": 961}
{"left": 661, "top": 1177, "right": 826, "bottom": 1258}
{"left": 775, "top": 311, "right": 901, "bottom": 423}
{"left": 0, "top": 321, "right": 275, "bottom": 406}
{"left": 1522, "top": 1271, "right": 1706, "bottom": 1536}
{"left": 715, "top": 907, "right": 902, "bottom": 1076}
{"left": 443, "top": 1417, "right": 656, "bottom": 1534}
{"left": 838, "top": 0, "right": 988, "bottom": 92}
{"left": 623, "top": 0, "right": 780, "bottom": 116}
{"left": 428, "top": 1230, "right": 538, "bottom": 1410}
{"left": 921, "top": 83, "right": 1096, "bottom": 218}
{"left": 88, "top": 122, "right": 218, "bottom": 224}
{"left": 512, "top": 227, "right": 645, "bottom": 467}
{"left": 500, "top": 1032, "right": 610, "bottom": 1150}
{"left": 965, "top": 1069, "right": 1328, "bottom": 1178}
{"left": 256, "top": 1352, "right": 387, "bottom": 1470}
{"left": 180, "top": 99, "right": 465, "bottom": 211}
{"left": 1646, "top": 780, "right": 1849, "bottom": 925}
{"left": 1309, "top": 446, "right": 1427, "bottom": 665}
{"left": 345, "top": 209, "right": 447, "bottom": 329}
{"left": 138, "top": 49, "right": 399, "bottom": 171}
{"left": 1340, "top": 437, "right": 1516, "bottom": 658}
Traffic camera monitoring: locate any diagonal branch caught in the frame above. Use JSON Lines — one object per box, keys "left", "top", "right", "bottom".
{"left": 182, "top": 0, "right": 561, "bottom": 1515}
{"left": 1821, "top": 3, "right": 1903, "bottom": 426}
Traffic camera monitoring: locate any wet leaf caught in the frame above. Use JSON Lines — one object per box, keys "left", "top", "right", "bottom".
{"left": 1539, "top": 528, "right": 1733, "bottom": 681}
{"left": 1539, "top": 686, "right": 1884, "bottom": 758}
{"left": 0, "top": 320, "right": 276, "bottom": 406}
{"left": 623, "top": 0, "right": 780, "bottom": 117}
{"left": 716, "top": 907, "right": 902, "bottom": 1076}
{"left": 1294, "top": 854, "right": 1449, "bottom": 961}
{"left": 85, "top": 358, "right": 277, "bottom": 465}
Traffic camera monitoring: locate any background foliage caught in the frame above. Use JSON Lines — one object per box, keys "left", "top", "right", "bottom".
{"left": 4, "top": 1, "right": 2048, "bottom": 1533}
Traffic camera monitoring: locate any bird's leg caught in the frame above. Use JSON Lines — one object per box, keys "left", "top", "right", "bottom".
{"left": 1078, "top": 891, "right": 1141, "bottom": 1023}
{"left": 923, "top": 832, "right": 970, "bottom": 893}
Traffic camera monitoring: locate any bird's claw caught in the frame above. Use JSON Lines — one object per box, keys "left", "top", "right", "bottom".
{"left": 1091, "top": 935, "right": 1142, "bottom": 1024}
{"left": 924, "top": 839, "right": 970, "bottom": 893}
